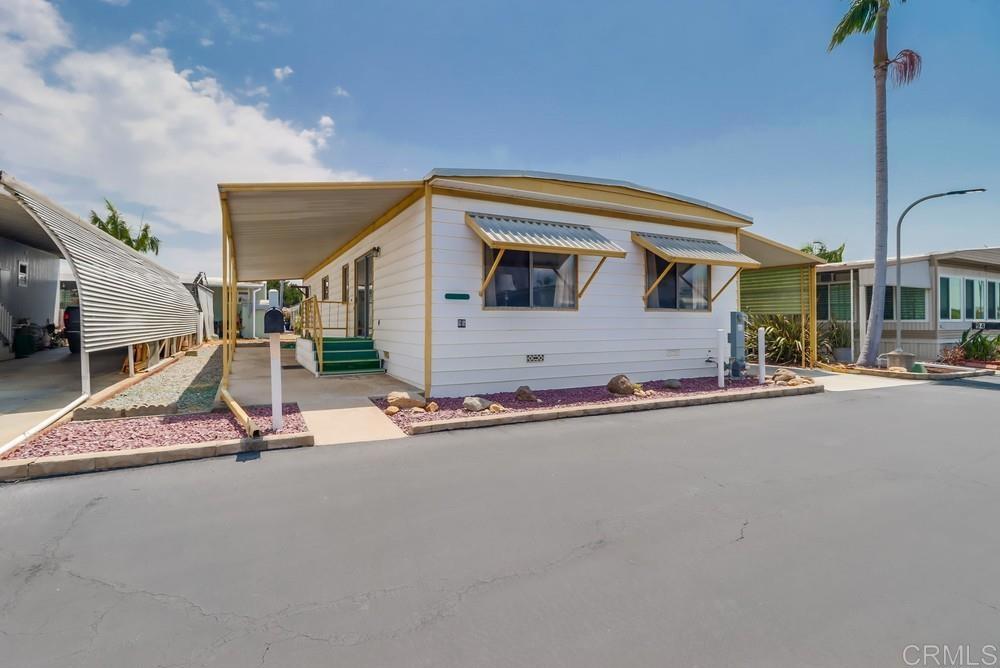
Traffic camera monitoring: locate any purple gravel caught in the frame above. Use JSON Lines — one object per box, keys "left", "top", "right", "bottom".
{"left": 5, "top": 403, "right": 308, "bottom": 460}
{"left": 375, "top": 377, "right": 761, "bottom": 431}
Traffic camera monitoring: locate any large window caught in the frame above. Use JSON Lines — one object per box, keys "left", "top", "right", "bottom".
{"left": 989, "top": 281, "right": 999, "bottom": 321}
{"left": 865, "top": 285, "right": 927, "bottom": 321}
{"left": 965, "top": 278, "right": 986, "bottom": 320}
{"left": 483, "top": 247, "right": 577, "bottom": 309}
{"left": 817, "top": 283, "right": 851, "bottom": 321}
{"left": 940, "top": 276, "right": 962, "bottom": 320}
{"left": 644, "top": 251, "right": 710, "bottom": 310}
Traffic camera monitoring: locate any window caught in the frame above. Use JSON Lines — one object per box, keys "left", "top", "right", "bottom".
{"left": 483, "top": 247, "right": 577, "bottom": 309}
{"left": 320, "top": 275, "right": 329, "bottom": 301}
{"left": 817, "top": 283, "right": 851, "bottom": 321}
{"left": 989, "top": 281, "right": 999, "bottom": 321}
{"left": 644, "top": 251, "right": 710, "bottom": 310}
{"left": 940, "top": 277, "right": 963, "bottom": 320}
{"left": 865, "top": 285, "right": 927, "bottom": 321}
{"left": 17, "top": 261, "right": 28, "bottom": 287}
{"left": 341, "top": 264, "right": 349, "bottom": 302}
{"left": 965, "top": 278, "right": 986, "bottom": 320}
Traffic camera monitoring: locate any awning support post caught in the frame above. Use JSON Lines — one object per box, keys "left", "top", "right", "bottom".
{"left": 128, "top": 344, "right": 135, "bottom": 377}
{"left": 710, "top": 268, "right": 742, "bottom": 304}
{"left": 643, "top": 261, "right": 676, "bottom": 301}
{"left": 479, "top": 248, "right": 506, "bottom": 296}
{"left": 578, "top": 257, "right": 607, "bottom": 300}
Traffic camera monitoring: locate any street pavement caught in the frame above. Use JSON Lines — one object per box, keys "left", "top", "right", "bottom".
{"left": 3, "top": 375, "right": 1000, "bottom": 667}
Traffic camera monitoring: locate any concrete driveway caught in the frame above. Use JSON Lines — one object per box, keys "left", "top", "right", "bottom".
{"left": 3, "top": 375, "right": 1000, "bottom": 667}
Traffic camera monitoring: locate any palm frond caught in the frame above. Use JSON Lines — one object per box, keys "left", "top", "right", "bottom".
{"left": 890, "top": 48, "right": 922, "bottom": 86}
{"left": 828, "top": 0, "right": 880, "bottom": 50}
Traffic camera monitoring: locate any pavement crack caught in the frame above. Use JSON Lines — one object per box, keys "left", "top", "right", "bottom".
{"left": 732, "top": 519, "right": 749, "bottom": 543}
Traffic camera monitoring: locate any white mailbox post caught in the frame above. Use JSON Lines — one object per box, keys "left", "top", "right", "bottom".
{"left": 263, "top": 289, "right": 284, "bottom": 431}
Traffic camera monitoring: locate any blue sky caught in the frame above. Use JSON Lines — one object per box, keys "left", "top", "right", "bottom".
{"left": 2, "top": 0, "right": 998, "bottom": 275}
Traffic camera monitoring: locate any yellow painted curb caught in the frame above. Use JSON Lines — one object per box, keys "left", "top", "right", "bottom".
{"left": 0, "top": 432, "right": 315, "bottom": 482}
{"left": 408, "top": 384, "right": 825, "bottom": 435}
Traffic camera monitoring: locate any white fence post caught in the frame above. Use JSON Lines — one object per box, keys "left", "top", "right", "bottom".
{"left": 717, "top": 328, "right": 726, "bottom": 389}
{"left": 758, "top": 326, "right": 766, "bottom": 385}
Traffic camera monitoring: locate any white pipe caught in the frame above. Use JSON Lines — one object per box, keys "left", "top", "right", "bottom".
{"left": 250, "top": 287, "right": 259, "bottom": 339}
{"left": 758, "top": 326, "right": 766, "bottom": 384}
{"left": 80, "top": 349, "right": 91, "bottom": 395}
{"left": 269, "top": 332, "right": 283, "bottom": 431}
{"left": 849, "top": 269, "right": 856, "bottom": 361}
{"left": 0, "top": 393, "right": 89, "bottom": 458}
{"left": 717, "top": 328, "right": 726, "bottom": 389}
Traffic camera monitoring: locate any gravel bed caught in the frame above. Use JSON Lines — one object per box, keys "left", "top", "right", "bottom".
{"left": 375, "top": 377, "right": 761, "bottom": 431}
{"left": 99, "top": 346, "right": 222, "bottom": 413}
{"left": 4, "top": 403, "right": 307, "bottom": 460}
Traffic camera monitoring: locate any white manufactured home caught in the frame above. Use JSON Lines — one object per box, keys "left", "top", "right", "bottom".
{"left": 817, "top": 248, "right": 1000, "bottom": 361}
{"left": 219, "top": 170, "right": 815, "bottom": 398}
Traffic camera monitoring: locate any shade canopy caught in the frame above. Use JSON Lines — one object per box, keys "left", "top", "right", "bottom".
{"left": 631, "top": 231, "right": 760, "bottom": 268}
{"left": 738, "top": 230, "right": 823, "bottom": 268}
{"left": 466, "top": 212, "right": 626, "bottom": 258}
{"left": 220, "top": 182, "right": 423, "bottom": 281}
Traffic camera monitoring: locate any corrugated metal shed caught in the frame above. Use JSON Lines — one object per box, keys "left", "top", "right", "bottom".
{"left": 1, "top": 174, "right": 199, "bottom": 353}
{"left": 466, "top": 212, "right": 627, "bottom": 257}
{"left": 632, "top": 231, "right": 760, "bottom": 268}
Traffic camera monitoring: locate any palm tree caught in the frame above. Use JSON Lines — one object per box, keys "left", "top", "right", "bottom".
{"left": 829, "top": 0, "right": 920, "bottom": 366}
{"left": 801, "top": 241, "right": 846, "bottom": 263}
{"left": 89, "top": 199, "right": 161, "bottom": 255}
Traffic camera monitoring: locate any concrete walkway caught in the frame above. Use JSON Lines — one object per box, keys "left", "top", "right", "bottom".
{"left": 750, "top": 363, "right": 929, "bottom": 392}
{"left": 226, "top": 344, "right": 409, "bottom": 445}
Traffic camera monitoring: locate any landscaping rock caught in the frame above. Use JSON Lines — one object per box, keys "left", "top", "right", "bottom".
{"left": 663, "top": 379, "right": 682, "bottom": 390}
{"left": 607, "top": 374, "right": 635, "bottom": 395}
{"left": 775, "top": 380, "right": 789, "bottom": 386}
{"left": 387, "top": 391, "right": 426, "bottom": 409}
{"left": 488, "top": 403, "right": 505, "bottom": 413}
{"left": 384, "top": 406, "right": 400, "bottom": 416}
{"left": 514, "top": 385, "right": 540, "bottom": 402}
{"left": 410, "top": 407, "right": 426, "bottom": 414}
{"left": 772, "top": 369, "right": 797, "bottom": 383}
{"left": 463, "top": 396, "right": 492, "bottom": 412}
{"left": 425, "top": 401, "right": 439, "bottom": 413}
{"left": 888, "top": 366, "right": 908, "bottom": 373}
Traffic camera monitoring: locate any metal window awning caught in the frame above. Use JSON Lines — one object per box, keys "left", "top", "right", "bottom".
{"left": 631, "top": 231, "right": 760, "bottom": 269}
{"left": 466, "top": 212, "right": 627, "bottom": 258}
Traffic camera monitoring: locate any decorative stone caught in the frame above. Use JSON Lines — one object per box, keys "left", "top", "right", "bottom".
{"left": 488, "top": 403, "right": 505, "bottom": 413}
{"left": 514, "top": 385, "right": 540, "bottom": 402}
{"left": 607, "top": 374, "right": 635, "bottom": 395}
{"left": 775, "top": 380, "right": 789, "bottom": 386}
{"left": 463, "top": 396, "right": 492, "bottom": 412}
{"left": 387, "top": 391, "right": 426, "bottom": 409}
{"left": 410, "top": 407, "right": 426, "bottom": 413}
{"left": 425, "top": 401, "right": 439, "bottom": 413}
{"left": 384, "top": 406, "right": 400, "bottom": 416}
{"left": 772, "top": 369, "right": 797, "bottom": 382}
{"left": 663, "top": 379, "right": 682, "bottom": 390}
{"left": 888, "top": 366, "right": 908, "bottom": 373}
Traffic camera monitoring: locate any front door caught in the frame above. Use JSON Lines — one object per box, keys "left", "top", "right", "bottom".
{"left": 354, "top": 251, "right": 374, "bottom": 337}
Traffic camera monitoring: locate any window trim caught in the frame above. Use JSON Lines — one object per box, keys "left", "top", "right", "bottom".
{"left": 480, "top": 245, "right": 580, "bottom": 311}
{"left": 940, "top": 274, "right": 964, "bottom": 321}
{"left": 642, "top": 249, "right": 713, "bottom": 313}
{"left": 816, "top": 281, "right": 853, "bottom": 322}
{"left": 341, "top": 264, "right": 349, "bottom": 303}
{"left": 17, "top": 260, "right": 28, "bottom": 287}
{"left": 320, "top": 275, "right": 330, "bottom": 301}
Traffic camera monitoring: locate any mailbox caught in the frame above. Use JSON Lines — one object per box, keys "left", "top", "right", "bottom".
{"left": 264, "top": 307, "right": 284, "bottom": 334}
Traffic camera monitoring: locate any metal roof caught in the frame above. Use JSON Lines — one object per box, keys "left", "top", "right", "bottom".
{"left": 466, "top": 212, "right": 627, "bottom": 258}
{"left": 0, "top": 174, "right": 199, "bottom": 353}
{"left": 427, "top": 168, "right": 753, "bottom": 223}
{"left": 738, "top": 230, "right": 823, "bottom": 268}
{"left": 632, "top": 231, "right": 761, "bottom": 268}
{"left": 819, "top": 247, "right": 1000, "bottom": 271}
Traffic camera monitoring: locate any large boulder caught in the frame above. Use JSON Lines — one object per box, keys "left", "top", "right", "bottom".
{"left": 387, "top": 391, "right": 426, "bottom": 409}
{"left": 772, "top": 368, "right": 797, "bottom": 383}
{"left": 607, "top": 374, "right": 635, "bottom": 395}
{"left": 514, "top": 385, "right": 540, "bottom": 402}
{"left": 663, "top": 378, "right": 682, "bottom": 390}
{"left": 463, "top": 396, "right": 492, "bottom": 412}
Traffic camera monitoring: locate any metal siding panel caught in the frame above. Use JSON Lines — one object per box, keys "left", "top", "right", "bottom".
{"left": 740, "top": 267, "right": 804, "bottom": 314}
{"left": 4, "top": 182, "right": 199, "bottom": 352}
{"left": 467, "top": 212, "right": 626, "bottom": 255}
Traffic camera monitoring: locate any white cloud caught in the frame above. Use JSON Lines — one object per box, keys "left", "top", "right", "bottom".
{"left": 0, "top": 0, "right": 362, "bottom": 276}
{"left": 199, "top": 36, "right": 214, "bottom": 47}
{"left": 332, "top": 85, "right": 350, "bottom": 98}
{"left": 100, "top": 0, "right": 131, "bottom": 6}
{"left": 272, "top": 65, "right": 293, "bottom": 81}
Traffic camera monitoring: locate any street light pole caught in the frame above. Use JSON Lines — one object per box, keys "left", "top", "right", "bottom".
{"left": 894, "top": 188, "right": 986, "bottom": 352}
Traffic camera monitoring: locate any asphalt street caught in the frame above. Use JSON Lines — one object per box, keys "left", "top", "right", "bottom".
{"left": 3, "top": 375, "right": 1000, "bottom": 667}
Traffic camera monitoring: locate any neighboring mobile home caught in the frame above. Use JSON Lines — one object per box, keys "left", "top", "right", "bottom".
{"left": 219, "top": 169, "right": 815, "bottom": 398}
{"left": 817, "top": 247, "right": 1000, "bottom": 361}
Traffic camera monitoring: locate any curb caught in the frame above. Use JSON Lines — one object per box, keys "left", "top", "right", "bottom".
{"left": 407, "top": 384, "right": 824, "bottom": 435}
{"left": 0, "top": 432, "right": 314, "bottom": 482}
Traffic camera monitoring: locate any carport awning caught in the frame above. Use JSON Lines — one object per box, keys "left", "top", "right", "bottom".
{"left": 737, "top": 230, "right": 823, "bottom": 268}
{"left": 466, "top": 212, "right": 626, "bottom": 258}
{"left": 220, "top": 182, "right": 423, "bottom": 281}
{"left": 631, "top": 231, "right": 760, "bottom": 268}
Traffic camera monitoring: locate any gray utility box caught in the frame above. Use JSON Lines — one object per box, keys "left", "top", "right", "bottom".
{"left": 729, "top": 311, "right": 747, "bottom": 378}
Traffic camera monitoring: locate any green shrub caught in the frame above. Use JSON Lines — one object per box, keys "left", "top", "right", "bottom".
{"left": 959, "top": 329, "right": 1000, "bottom": 361}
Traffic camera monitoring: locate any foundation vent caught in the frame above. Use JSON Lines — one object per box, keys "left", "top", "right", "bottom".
{"left": 526, "top": 354, "right": 545, "bottom": 363}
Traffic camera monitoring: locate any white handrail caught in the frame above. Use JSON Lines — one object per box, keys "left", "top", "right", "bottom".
{"left": 0, "top": 302, "right": 12, "bottom": 348}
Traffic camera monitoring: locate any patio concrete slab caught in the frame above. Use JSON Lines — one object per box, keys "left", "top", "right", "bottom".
{"left": 226, "top": 344, "right": 409, "bottom": 445}
{"left": 750, "top": 364, "right": 928, "bottom": 392}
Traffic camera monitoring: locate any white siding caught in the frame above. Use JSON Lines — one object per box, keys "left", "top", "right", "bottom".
{"left": 305, "top": 199, "right": 425, "bottom": 388}
{"left": 0, "top": 236, "right": 59, "bottom": 327}
{"left": 429, "top": 194, "right": 740, "bottom": 396}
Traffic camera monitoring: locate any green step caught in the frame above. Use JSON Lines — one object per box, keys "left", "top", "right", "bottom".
{"left": 319, "top": 367, "right": 386, "bottom": 377}
{"left": 320, "top": 349, "right": 379, "bottom": 362}
{"left": 317, "top": 358, "right": 383, "bottom": 373}
{"left": 321, "top": 338, "right": 375, "bottom": 352}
